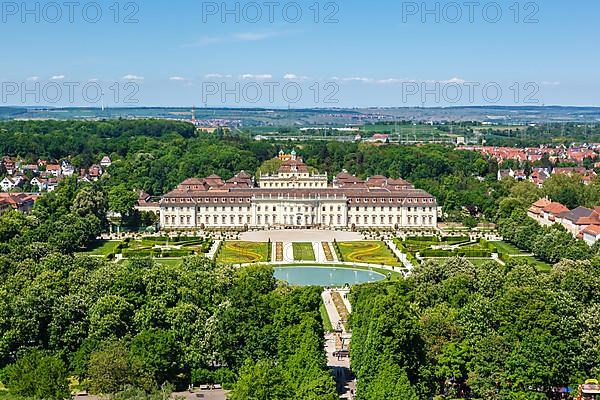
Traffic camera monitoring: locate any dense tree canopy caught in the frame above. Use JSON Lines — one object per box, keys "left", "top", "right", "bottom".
{"left": 351, "top": 257, "right": 600, "bottom": 399}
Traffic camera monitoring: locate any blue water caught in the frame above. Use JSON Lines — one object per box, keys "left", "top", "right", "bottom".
{"left": 274, "top": 266, "right": 386, "bottom": 287}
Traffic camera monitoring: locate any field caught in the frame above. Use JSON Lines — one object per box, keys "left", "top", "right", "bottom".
{"left": 428, "top": 258, "right": 499, "bottom": 267}
{"left": 217, "top": 241, "right": 270, "bottom": 264}
{"left": 485, "top": 240, "right": 552, "bottom": 272}
{"left": 337, "top": 241, "right": 400, "bottom": 267}
{"left": 79, "top": 240, "right": 121, "bottom": 256}
{"left": 515, "top": 257, "right": 552, "bottom": 272}
{"left": 489, "top": 241, "right": 526, "bottom": 255}
{"left": 293, "top": 243, "right": 316, "bottom": 261}
{"left": 320, "top": 302, "right": 333, "bottom": 332}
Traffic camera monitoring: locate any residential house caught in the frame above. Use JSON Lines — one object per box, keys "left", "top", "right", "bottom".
{"left": 367, "top": 134, "right": 390, "bottom": 144}
{"left": 1, "top": 176, "right": 22, "bottom": 192}
{"left": 529, "top": 198, "right": 600, "bottom": 245}
{"left": 497, "top": 169, "right": 514, "bottom": 180}
{"left": 583, "top": 225, "right": 600, "bottom": 246}
{"left": 514, "top": 170, "right": 527, "bottom": 181}
{"left": 46, "top": 178, "right": 59, "bottom": 192}
{"left": 529, "top": 168, "right": 551, "bottom": 187}
{"left": 88, "top": 165, "right": 103, "bottom": 181}
{"left": 527, "top": 198, "right": 552, "bottom": 220}
{"left": 21, "top": 164, "right": 39, "bottom": 174}
{"left": 61, "top": 160, "right": 75, "bottom": 176}
{"left": 45, "top": 164, "right": 62, "bottom": 177}
{"left": 560, "top": 207, "right": 600, "bottom": 237}
{"left": 0, "top": 193, "right": 36, "bottom": 214}
{"left": 2, "top": 157, "right": 15, "bottom": 175}
{"left": 100, "top": 156, "right": 112, "bottom": 168}
{"left": 134, "top": 190, "right": 160, "bottom": 215}
{"left": 0, "top": 198, "right": 10, "bottom": 215}
{"left": 538, "top": 201, "right": 570, "bottom": 226}
{"left": 30, "top": 177, "right": 47, "bottom": 192}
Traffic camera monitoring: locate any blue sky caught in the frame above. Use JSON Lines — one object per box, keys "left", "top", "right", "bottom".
{"left": 1, "top": 0, "right": 599, "bottom": 107}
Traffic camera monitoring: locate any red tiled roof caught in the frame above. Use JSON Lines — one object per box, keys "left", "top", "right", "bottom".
{"left": 533, "top": 198, "right": 552, "bottom": 208}
{"left": 583, "top": 225, "right": 600, "bottom": 236}
{"left": 543, "top": 202, "right": 569, "bottom": 215}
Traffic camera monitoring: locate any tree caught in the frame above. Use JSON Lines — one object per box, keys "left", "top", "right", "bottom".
{"left": 1, "top": 350, "right": 69, "bottom": 400}
{"left": 108, "top": 184, "right": 139, "bottom": 220}
{"left": 87, "top": 340, "right": 153, "bottom": 395}
{"left": 229, "top": 359, "right": 291, "bottom": 400}
{"left": 543, "top": 174, "right": 584, "bottom": 209}
{"left": 72, "top": 184, "right": 107, "bottom": 220}
{"left": 130, "top": 329, "right": 180, "bottom": 385}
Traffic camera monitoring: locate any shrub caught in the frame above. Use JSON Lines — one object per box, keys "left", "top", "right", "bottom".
{"left": 455, "top": 249, "right": 491, "bottom": 258}
{"left": 421, "top": 249, "right": 454, "bottom": 258}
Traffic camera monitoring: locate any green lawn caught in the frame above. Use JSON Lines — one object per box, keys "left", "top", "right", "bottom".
{"left": 79, "top": 240, "right": 121, "bottom": 255}
{"left": 516, "top": 257, "right": 553, "bottom": 272}
{"left": 293, "top": 242, "right": 316, "bottom": 261}
{"left": 217, "top": 241, "right": 270, "bottom": 264}
{"left": 425, "top": 258, "right": 500, "bottom": 267}
{"left": 320, "top": 302, "right": 333, "bottom": 332}
{"left": 337, "top": 241, "right": 400, "bottom": 267}
{"left": 490, "top": 241, "right": 527, "bottom": 255}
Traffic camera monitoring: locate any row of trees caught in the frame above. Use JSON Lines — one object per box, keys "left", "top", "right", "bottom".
{"left": 0, "top": 251, "right": 336, "bottom": 398}
{"left": 351, "top": 257, "right": 600, "bottom": 399}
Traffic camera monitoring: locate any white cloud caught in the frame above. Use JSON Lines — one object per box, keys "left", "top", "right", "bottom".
{"left": 50, "top": 75, "right": 65, "bottom": 80}
{"left": 169, "top": 76, "right": 186, "bottom": 81}
{"left": 204, "top": 73, "right": 233, "bottom": 79}
{"left": 332, "top": 76, "right": 373, "bottom": 83}
{"left": 442, "top": 77, "right": 466, "bottom": 84}
{"left": 376, "top": 78, "right": 405, "bottom": 85}
{"left": 233, "top": 32, "right": 278, "bottom": 41}
{"left": 283, "top": 74, "right": 308, "bottom": 81}
{"left": 185, "top": 31, "right": 284, "bottom": 47}
{"left": 240, "top": 74, "right": 273, "bottom": 80}
{"left": 88, "top": 78, "right": 99, "bottom": 82}
{"left": 188, "top": 36, "right": 225, "bottom": 46}
{"left": 541, "top": 81, "right": 561, "bottom": 86}
{"left": 122, "top": 74, "right": 144, "bottom": 81}
{"left": 27, "top": 76, "right": 40, "bottom": 81}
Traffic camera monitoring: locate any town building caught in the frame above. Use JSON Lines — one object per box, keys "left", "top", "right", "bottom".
{"left": 100, "top": 156, "right": 112, "bottom": 168}
{"left": 159, "top": 153, "right": 438, "bottom": 230}
{"left": 528, "top": 198, "right": 600, "bottom": 245}
{"left": 0, "top": 193, "right": 36, "bottom": 215}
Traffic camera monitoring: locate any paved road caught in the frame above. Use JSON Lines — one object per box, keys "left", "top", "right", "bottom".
{"left": 322, "top": 289, "right": 357, "bottom": 399}
{"left": 240, "top": 229, "right": 362, "bottom": 242}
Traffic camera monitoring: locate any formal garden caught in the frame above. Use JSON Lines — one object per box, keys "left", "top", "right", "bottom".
{"left": 79, "top": 236, "right": 214, "bottom": 260}
{"left": 394, "top": 236, "right": 552, "bottom": 271}
{"left": 292, "top": 242, "right": 316, "bottom": 262}
{"left": 216, "top": 241, "right": 271, "bottom": 264}
{"left": 334, "top": 241, "right": 401, "bottom": 267}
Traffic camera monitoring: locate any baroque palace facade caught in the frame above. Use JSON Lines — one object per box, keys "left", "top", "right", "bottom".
{"left": 160, "top": 151, "right": 438, "bottom": 230}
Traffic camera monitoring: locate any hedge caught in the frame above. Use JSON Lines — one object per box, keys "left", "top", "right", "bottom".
{"left": 122, "top": 249, "right": 158, "bottom": 258}
{"left": 162, "top": 249, "right": 194, "bottom": 257}
{"left": 420, "top": 249, "right": 455, "bottom": 258}
{"left": 406, "top": 236, "right": 439, "bottom": 243}
{"left": 441, "top": 236, "right": 470, "bottom": 243}
{"left": 421, "top": 248, "right": 491, "bottom": 258}
{"left": 455, "top": 249, "right": 491, "bottom": 258}
{"left": 498, "top": 252, "right": 512, "bottom": 264}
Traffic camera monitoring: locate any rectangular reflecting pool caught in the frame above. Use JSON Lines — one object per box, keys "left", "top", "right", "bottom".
{"left": 274, "top": 266, "right": 386, "bottom": 287}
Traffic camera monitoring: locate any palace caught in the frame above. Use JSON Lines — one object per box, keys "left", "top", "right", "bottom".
{"left": 160, "top": 152, "right": 438, "bottom": 230}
